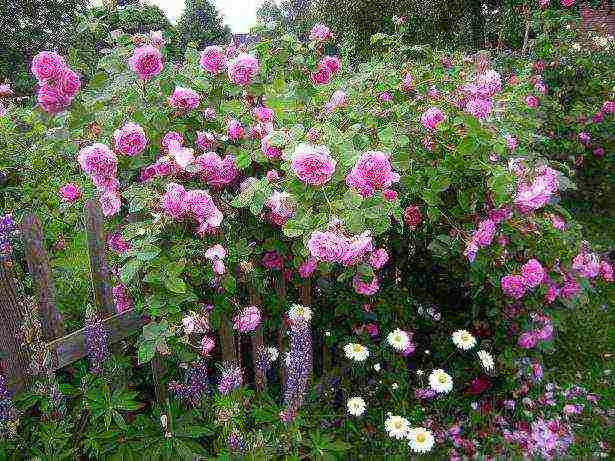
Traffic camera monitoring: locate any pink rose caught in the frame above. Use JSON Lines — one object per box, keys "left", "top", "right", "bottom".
{"left": 196, "top": 131, "right": 216, "bottom": 151}
{"left": 521, "top": 259, "right": 546, "bottom": 288}
{"left": 505, "top": 134, "right": 518, "bottom": 150}
{"left": 421, "top": 107, "right": 446, "bottom": 131}
{"left": 370, "top": 248, "right": 389, "bottom": 269}
{"left": 113, "top": 284, "right": 133, "bottom": 313}
{"left": 162, "top": 131, "right": 184, "bottom": 151}
{"left": 311, "top": 64, "right": 332, "bottom": 85}
{"left": 465, "top": 97, "right": 492, "bottom": 119}
{"left": 253, "top": 106, "right": 274, "bottom": 122}
{"left": 599, "top": 261, "right": 613, "bottom": 282}
{"left": 161, "top": 183, "right": 189, "bottom": 220}
{"left": 227, "top": 53, "right": 259, "bottom": 86}
{"left": 340, "top": 232, "right": 374, "bottom": 267}
{"left": 309, "top": 23, "right": 332, "bottom": 42}
{"left": 403, "top": 205, "right": 422, "bottom": 229}
{"left": 379, "top": 91, "right": 392, "bottom": 103}
{"left": 150, "top": 30, "right": 165, "bottom": 48}
{"left": 37, "top": 83, "right": 71, "bottom": 114}
{"left": 602, "top": 100, "right": 615, "bottom": 114}
{"left": 58, "top": 183, "right": 81, "bottom": 203}
{"left": 266, "top": 191, "right": 293, "bottom": 225}
{"left": 473, "top": 219, "right": 496, "bottom": 247}
{"left": 31, "top": 51, "right": 66, "bottom": 81}
{"left": 298, "top": 258, "right": 318, "bottom": 278}
{"left": 538, "top": 0, "right": 550, "bottom": 8}
{"left": 100, "top": 191, "right": 121, "bottom": 217}
{"left": 262, "top": 251, "right": 283, "bottom": 270}
{"left": 113, "top": 122, "right": 148, "bottom": 156}
{"left": 325, "top": 89, "right": 348, "bottom": 112}
{"left": 572, "top": 252, "right": 600, "bottom": 278}
{"left": 128, "top": 45, "right": 163, "bottom": 80}
{"left": 501, "top": 274, "right": 526, "bottom": 299}
{"left": 291, "top": 144, "right": 336, "bottom": 186}
{"left": 353, "top": 274, "right": 380, "bottom": 296}
{"left": 200, "top": 45, "right": 227, "bottom": 74}
{"left": 56, "top": 67, "right": 81, "bottom": 97}
{"left": 383, "top": 189, "right": 398, "bottom": 201}
{"left": 168, "top": 86, "right": 200, "bottom": 111}
{"left": 107, "top": 233, "right": 131, "bottom": 254}
{"left": 261, "top": 135, "right": 282, "bottom": 160}
{"left": 0, "top": 84, "right": 12, "bottom": 96}
{"left": 186, "top": 190, "right": 223, "bottom": 231}
{"left": 208, "top": 155, "right": 238, "bottom": 188}
{"left": 307, "top": 231, "right": 345, "bottom": 263}
{"left": 227, "top": 119, "right": 245, "bottom": 141}
{"left": 321, "top": 55, "right": 341, "bottom": 74}
{"left": 233, "top": 305, "right": 261, "bottom": 333}
{"left": 525, "top": 95, "right": 539, "bottom": 108}
{"left": 515, "top": 167, "right": 559, "bottom": 213}
{"left": 402, "top": 72, "right": 414, "bottom": 92}
{"left": 518, "top": 332, "right": 538, "bottom": 349}
{"left": 346, "top": 151, "right": 400, "bottom": 197}
{"left": 78, "top": 143, "right": 118, "bottom": 177}
{"left": 266, "top": 170, "right": 280, "bottom": 182}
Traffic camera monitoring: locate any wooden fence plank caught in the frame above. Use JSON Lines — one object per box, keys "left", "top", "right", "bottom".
{"left": 219, "top": 312, "right": 237, "bottom": 364}
{"left": 84, "top": 200, "right": 115, "bottom": 316}
{"left": 20, "top": 214, "right": 64, "bottom": 339}
{"left": 0, "top": 261, "right": 31, "bottom": 393}
{"left": 47, "top": 308, "right": 144, "bottom": 371}
{"left": 248, "top": 285, "right": 267, "bottom": 392}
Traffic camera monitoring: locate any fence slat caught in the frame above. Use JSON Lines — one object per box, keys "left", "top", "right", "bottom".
{"left": 84, "top": 200, "right": 115, "bottom": 316}
{"left": 219, "top": 312, "right": 237, "bottom": 364}
{"left": 47, "top": 308, "right": 144, "bottom": 371}
{"left": 20, "top": 214, "right": 64, "bottom": 339}
{"left": 0, "top": 261, "right": 31, "bottom": 393}
{"left": 248, "top": 285, "right": 267, "bottom": 392}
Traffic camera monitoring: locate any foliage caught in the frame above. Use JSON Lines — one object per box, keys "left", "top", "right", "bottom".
{"left": 175, "top": 0, "right": 230, "bottom": 57}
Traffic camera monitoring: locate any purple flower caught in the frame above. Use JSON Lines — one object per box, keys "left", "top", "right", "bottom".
{"left": 283, "top": 312, "right": 312, "bottom": 419}
{"left": 168, "top": 359, "right": 209, "bottom": 406}
{"left": 84, "top": 311, "right": 110, "bottom": 374}
{"left": 218, "top": 364, "right": 243, "bottom": 395}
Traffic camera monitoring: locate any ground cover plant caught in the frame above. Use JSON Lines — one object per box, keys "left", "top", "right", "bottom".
{"left": 0, "top": 1, "right": 613, "bottom": 459}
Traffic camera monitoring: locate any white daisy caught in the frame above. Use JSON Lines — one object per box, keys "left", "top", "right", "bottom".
{"left": 387, "top": 329, "right": 410, "bottom": 351}
{"left": 477, "top": 349, "right": 495, "bottom": 372}
{"left": 346, "top": 397, "right": 366, "bottom": 417}
{"left": 344, "top": 343, "right": 369, "bottom": 362}
{"left": 384, "top": 415, "right": 410, "bottom": 439}
{"left": 267, "top": 347, "right": 279, "bottom": 362}
{"left": 374, "top": 363, "right": 381, "bottom": 372}
{"left": 288, "top": 303, "right": 312, "bottom": 323}
{"left": 429, "top": 369, "right": 453, "bottom": 394}
{"left": 407, "top": 427, "right": 435, "bottom": 453}
{"left": 391, "top": 382, "right": 399, "bottom": 390}
{"left": 451, "top": 329, "right": 477, "bottom": 350}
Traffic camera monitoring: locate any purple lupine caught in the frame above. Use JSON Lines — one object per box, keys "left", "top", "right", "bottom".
{"left": 84, "top": 311, "right": 110, "bottom": 374}
{"left": 282, "top": 316, "right": 312, "bottom": 420}
{"left": 227, "top": 430, "right": 246, "bottom": 453}
{"left": 0, "top": 214, "right": 16, "bottom": 261}
{"left": 217, "top": 364, "right": 243, "bottom": 395}
{"left": 0, "top": 371, "right": 18, "bottom": 436}
{"left": 168, "top": 359, "right": 209, "bottom": 406}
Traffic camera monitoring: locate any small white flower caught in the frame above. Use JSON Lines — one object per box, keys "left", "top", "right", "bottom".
{"left": 346, "top": 397, "right": 366, "bottom": 416}
{"left": 416, "top": 369, "right": 424, "bottom": 376}
{"left": 391, "top": 382, "right": 399, "bottom": 390}
{"left": 477, "top": 350, "right": 495, "bottom": 371}
{"left": 385, "top": 415, "right": 410, "bottom": 439}
{"left": 387, "top": 329, "right": 410, "bottom": 351}
{"left": 325, "top": 331, "right": 331, "bottom": 336}
{"left": 284, "top": 351, "right": 291, "bottom": 366}
{"left": 374, "top": 363, "right": 381, "bottom": 372}
{"left": 571, "top": 43, "right": 581, "bottom": 52}
{"left": 344, "top": 343, "right": 369, "bottom": 362}
{"left": 452, "top": 329, "right": 477, "bottom": 350}
{"left": 407, "top": 427, "right": 435, "bottom": 453}
{"left": 429, "top": 369, "right": 453, "bottom": 394}
{"left": 288, "top": 303, "right": 312, "bottom": 323}
{"left": 267, "top": 347, "right": 279, "bottom": 362}
{"left": 424, "top": 350, "right": 430, "bottom": 355}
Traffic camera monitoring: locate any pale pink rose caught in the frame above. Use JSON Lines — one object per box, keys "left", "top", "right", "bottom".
{"left": 266, "top": 191, "right": 293, "bottom": 226}
{"left": 515, "top": 167, "right": 559, "bottom": 213}
{"left": 203, "top": 107, "right": 216, "bottom": 119}
{"left": 186, "top": 190, "right": 223, "bottom": 230}
{"left": 525, "top": 95, "right": 539, "bottom": 108}
{"left": 58, "top": 183, "right": 81, "bottom": 203}
{"left": 253, "top": 106, "right": 274, "bottom": 122}
{"left": 56, "top": 67, "right": 81, "bottom": 97}
{"left": 560, "top": 273, "right": 581, "bottom": 298}
{"left": 31, "top": 51, "right": 66, "bottom": 81}
{"left": 311, "top": 64, "right": 332, "bottom": 85}
{"left": 402, "top": 72, "right": 414, "bottom": 92}
{"left": 298, "top": 257, "right": 318, "bottom": 278}
{"left": 100, "top": 191, "right": 121, "bottom": 217}
{"left": 353, "top": 274, "right": 380, "bottom": 296}
{"left": 78, "top": 143, "right": 118, "bottom": 177}
{"left": 162, "top": 131, "right": 184, "bottom": 151}
{"left": 128, "top": 45, "right": 163, "bottom": 80}
{"left": 538, "top": 0, "right": 550, "bottom": 8}
{"left": 168, "top": 86, "right": 200, "bottom": 111}
{"left": 307, "top": 230, "right": 345, "bottom": 262}
{"left": 205, "top": 244, "right": 226, "bottom": 260}
{"left": 291, "top": 144, "right": 336, "bottom": 186}
{"left": 227, "top": 53, "right": 259, "bottom": 86}
{"left": 501, "top": 274, "right": 526, "bottom": 299}
{"left": 521, "top": 259, "right": 546, "bottom": 288}
{"left": 227, "top": 119, "right": 244, "bottom": 141}
{"left": 37, "top": 83, "right": 71, "bottom": 114}
{"left": 233, "top": 305, "right": 261, "bottom": 333}
{"left": 370, "top": 248, "right": 389, "bottom": 269}
{"left": 196, "top": 131, "right": 216, "bottom": 151}
{"left": 201, "top": 336, "right": 215, "bottom": 356}
{"left": 261, "top": 135, "right": 282, "bottom": 159}
{"left": 150, "top": 30, "right": 165, "bottom": 48}
{"left": 325, "top": 89, "right": 348, "bottom": 112}
{"left": 212, "top": 260, "right": 226, "bottom": 275}
{"left": 321, "top": 56, "right": 341, "bottom": 74}
{"left": 208, "top": 155, "right": 238, "bottom": 188}
{"left": 113, "top": 122, "right": 148, "bottom": 156}
{"left": 266, "top": 170, "right": 280, "bottom": 182}
{"left": 346, "top": 151, "right": 400, "bottom": 197}
{"left": 250, "top": 121, "right": 273, "bottom": 140}
{"left": 572, "top": 252, "right": 600, "bottom": 278}
{"left": 474, "top": 70, "right": 502, "bottom": 98}
{"left": 341, "top": 232, "right": 374, "bottom": 267}
{"left": 421, "top": 107, "right": 446, "bottom": 131}
{"left": 92, "top": 175, "right": 119, "bottom": 193}
{"left": 309, "top": 23, "right": 332, "bottom": 42}
{"left": 169, "top": 144, "right": 195, "bottom": 169}
{"left": 200, "top": 45, "right": 227, "bottom": 74}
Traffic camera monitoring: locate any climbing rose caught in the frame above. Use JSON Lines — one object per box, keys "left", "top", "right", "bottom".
{"left": 525, "top": 95, "right": 539, "bottom": 108}
{"left": 340, "top": 232, "right": 374, "bottom": 267}
{"left": 233, "top": 306, "right": 261, "bottom": 333}
{"left": 346, "top": 151, "right": 400, "bottom": 197}
{"left": 195, "top": 152, "right": 223, "bottom": 183}
{"left": 311, "top": 64, "right": 332, "bottom": 85}
{"left": 307, "top": 231, "right": 345, "bottom": 263}
{"left": 291, "top": 144, "right": 336, "bottom": 186}
{"left": 168, "top": 86, "right": 200, "bottom": 111}
{"left": 572, "top": 252, "right": 600, "bottom": 278}
{"left": 113, "top": 122, "right": 148, "bottom": 156}
{"left": 56, "top": 67, "right": 81, "bottom": 97}
{"left": 320, "top": 56, "right": 341, "bottom": 74}
{"left": 100, "top": 191, "right": 121, "bottom": 217}
{"left": 370, "top": 248, "right": 389, "bottom": 269}
{"left": 128, "top": 45, "right": 163, "bottom": 80}
{"left": 31, "top": 51, "right": 66, "bottom": 81}
{"left": 538, "top": 0, "right": 549, "bottom": 8}
{"left": 162, "top": 131, "right": 184, "bottom": 151}
{"left": 473, "top": 219, "right": 496, "bottom": 247}
{"left": 515, "top": 167, "right": 559, "bottom": 213}
{"left": 501, "top": 275, "right": 526, "bottom": 299}
{"left": 421, "top": 107, "right": 446, "bottom": 131}
{"left": 465, "top": 97, "right": 492, "bottom": 119}
{"left": 261, "top": 135, "right": 282, "bottom": 160}
{"left": 309, "top": 23, "right": 332, "bottom": 42}
{"left": 404, "top": 205, "right": 422, "bottom": 229}
{"left": 77, "top": 143, "right": 118, "bottom": 177}
{"left": 227, "top": 53, "right": 259, "bottom": 86}
{"left": 521, "top": 259, "right": 546, "bottom": 288}
{"left": 161, "top": 183, "right": 189, "bottom": 220}
{"left": 253, "top": 106, "right": 274, "bottom": 122}
{"left": 196, "top": 131, "right": 216, "bottom": 151}
{"left": 58, "top": 183, "right": 81, "bottom": 203}
{"left": 227, "top": 119, "right": 245, "bottom": 141}
{"left": 208, "top": 155, "right": 239, "bottom": 188}
{"left": 37, "top": 83, "right": 71, "bottom": 114}
{"left": 353, "top": 274, "right": 380, "bottom": 296}
{"left": 200, "top": 45, "right": 226, "bottom": 74}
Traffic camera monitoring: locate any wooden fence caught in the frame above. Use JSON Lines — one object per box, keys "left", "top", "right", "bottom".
{"left": 0, "top": 200, "right": 322, "bottom": 399}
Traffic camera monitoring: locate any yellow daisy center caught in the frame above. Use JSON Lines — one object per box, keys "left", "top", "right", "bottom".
{"left": 416, "top": 433, "right": 426, "bottom": 443}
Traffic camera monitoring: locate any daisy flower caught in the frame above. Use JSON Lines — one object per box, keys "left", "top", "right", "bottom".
{"left": 384, "top": 415, "right": 410, "bottom": 439}
{"left": 429, "top": 369, "right": 453, "bottom": 393}
{"left": 288, "top": 303, "right": 312, "bottom": 323}
{"left": 346, "top": 397, "right": 366, "bottom": 416}
{"left": 407, "top": 427, "right": 435, "bottom": 453}
{"left": 267, "top": 346, "right": 279, "bottom": 362}
{"left": 477, "top": 349, "right": 494, "bottom": 371}
{"left": 451, "top": 329, "right": 477, "bottom": 350}
{"left": 387, "top": 329, "right": 410, "bottom": 351}
{"left": 344, "top": 343, "right": 369, "bottom": 362}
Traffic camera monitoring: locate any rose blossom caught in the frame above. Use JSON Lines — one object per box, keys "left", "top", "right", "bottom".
{"left": 465, "top": 97, "right": 492, "bottom": 119}
{"left": 31, "top": 51, "right": 66, "bottom": 81}
{"left": 162, "top": 131, "right": 184, "bottom": 151}
{"left": 100, "top": 191, "right": 121, "bottom": 217}
{"left": 383, "top": 189, "right": 397, "bottom": 201}
{"left": 370, "top": 248, "right": 389, "bottom": 269}
{"left": 227, "top": 53, "right": 259, "bottom": 86}
{"left": 599, "top": 261, "right": 613, "bottom": 282}
{"left": 307, "top": 231, "right": 345, "bottom": 262}
{"left": 78, "top": 143, "right": 118, "bottom": 177}
{"left": 253, "top": 106, "right": 274, "bottom": 122}
{"left": 107, "top": 233, "right": 131, "bottom": 254}
{"left": 37, "top": 83, "right": 71, "bottom": 114}
{"left": 309, "top": 23, "right": 332, "bottom": 42}
{"left": 602, "top": 100, "right": 615, "bottom": 114}
{"left": 321, "top": 56, "right": 341, "bottom": 74}
{"left": 233, "top": 305, "right": 261, "bottom": 333}
{"left": 501, "top": 275, "right": 526, "bottom": 299}
{"left": 325, "top": 90, "right": 348, "bottom": 112}
{"left": 168, "top": 86, "right": 200, "bottom": 111}
{"left": 128, "top": 45, "right": 163, "bottom": 80}
{"left": 421, "top": 107, "right": 446, "bottom": 131}
{"left": 227, "top": 119, "right": 245, "bottom": 141}
{"left": 311, "top": 64, "right": 332, "bottom": 85}
{"left": 538, "top": 0, "right": 550, "bottom": 8}
{"left": 402, "top": 72, "right": 414, "bottom": 92}
{"left": 261, "top": 135, "right": 282, "bottom": 160}
{"left": 518, "top": 332, "right": 538, "bottom": 349}
{"left": 525, "top": 95, "right": 539, "bottom": 108}
{"left": 298, "top": 258, "right": 317, "bottom": 278}
{"left": 346, "top": 151, "right": 400, "bottom": 197}
{"left": 262, "top": 251, "right": 283, "bottom": 270}
{"left": 473, "top": 219, "right": 496, "bottom": 247}
{"left": 291, "top": 144, "right": 336, "bottom": 186}
{"left": 353, "top": 274, "right": 380, "bottom": 296}
{"left": 56, "top": 67, "right": 81, "bottom": 97}
{"left": 113, "top": 122, "right": 148, "bottom": 156}
{"left": 340, "top": 232, "right": 373, "bottom": 267}
{"left": 200, "top": 45, "right": 226, "bottom": 74}
{"left": 58, "top": 183, "right": 81, "bottom": 203}
{"left": 404, "top": 205, "right": 422, "bottom": 229}
{"left": 201, "top": 336, "right": 215, "bottom": 356}
{"left": 196, "top": 131, "right": 216, "bottom": 151}
{"left": 521, "top": 259, "right": 546, "bottom": 288}
{"left": 572, "top": 252, "right": 600, "bottom": 278}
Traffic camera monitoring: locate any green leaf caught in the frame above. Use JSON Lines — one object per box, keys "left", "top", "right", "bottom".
{"left": 120, "top": 259, "right": 142, "bottom": 284}
{"left": 137, "top": 341, "right": 155, "bottom": 365}
{"left": 164, "top": 276, "right": 187, "bottom": 294}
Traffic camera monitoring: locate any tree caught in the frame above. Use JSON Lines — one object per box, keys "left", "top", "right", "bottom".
{"left": 0, "top": 0, "right": 88, "bottom": 94}
{"left": 175, "top": 0, "right": 230, "bottom": 56}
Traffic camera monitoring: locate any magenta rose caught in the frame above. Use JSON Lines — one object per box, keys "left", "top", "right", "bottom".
{"left": 128, "top": 45, "right": 163, "bottom": 80}
{"left": 501, "top": 274, "right": 526, "bottom": 299}
{"left": 521, "top": 259, "right": 546, "bottom": 288}
{"left": 200, "top": 45, "right": 227, "bottom": 74}
{"left": 346, "top": 151, "right": 400, "bottom": 197}
{"left": 168, "top": 86, "right": 200, "bottom": 111}
{"left": 37, "top": 83, "right": 71, "bottom": 114}
{"left": 465, "top": 97, "right": 492, "bottom": 119}
{"left": 31, "top": 51, "right": 66, "bottom": 81}
{"left": 196, "top": 131, "right": 217, "bottom": 151}
{"left": 321, "top": 55, "right": 341, "bottom": 74}
{"left": 233, "top": 305, "right": 261, "bottom": 333}
{"left": 253, "top": 106, "right": 274, "bottom": 122}
{"left": 100, "top": 191, "right": 121, "bottom": 217}
{"left": 298, "top": 258, "right": 318, "bottom": 278}
{"left": 291, "top": 144, "right": 336, "bottom": 186}
{"left": 421, "top": 107, "right": 446, "bottom": 131}
{"left": 262, "top": 251, "right": 283, "bottom": 270}
{"left": 162, "top": 131, "right": 184, "bottom": 151}
{"left": 473, "top": 219, "right": 496, "bottom": 247}
{"left": 227, "top": 53, "right": 259, "bottom": 86}
{"left": 77, "top": 143, "right": 118, "bottom": 177}
{"left": 227, "top": 119, "right": 245, "bottom": 141}
{"left": 353, "top": 274, "right": 380, "bottom": 296}
{"left": 525, "top": 95, "right": 539, "bottom": 108}
{"left": 561, "top": 0, "right": 574, "bottom": 6}
{"left": 370, "top": 248, "right": 389, "bottom": 269}
{"left": 56, "top": 67, "right": 81, "bottom": 98}
{"left": 311, "top": 64, "right": 332, "bottom": 85}
{"left": 307, "top": 231, "right": 345, "bottom": 263}
{"left": 113, "top": 122, "right": 148, "bottom": 156}
{"left": 58, "top": 183, "right": 81, "bottom": 203}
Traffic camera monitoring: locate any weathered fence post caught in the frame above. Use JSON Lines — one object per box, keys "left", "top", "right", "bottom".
{"left": 0, "top": 261, "right": 31, "bottom": 393}
{"left": 248, "top": 285, "right": 267, "bottom": 392}
{"left": 84, "top": 200, "right": 115, "bottom": 316}
{"left": 219, "top": 312, "right": 237, "bottom": 364}
{"left": 20, "top": 214, "right": 64, "bottom": 339}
